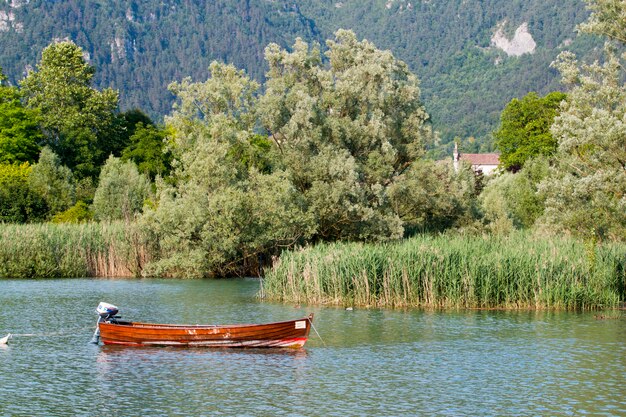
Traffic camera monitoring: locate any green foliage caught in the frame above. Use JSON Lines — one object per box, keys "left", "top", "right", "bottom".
{"left": 142, "top": 32, "right": 477, "bottom": 277}
{"left": 480, "top": 157, "right": 550, "bottom": 233}
{"left": 119, "top": 109, "right": 154, "bottom": 137}
{"left": 75, "top": 177, "right": 97, "bottom": 205}
{"left": 388, "top": 160, "right": 478, "bottom": 233}
{"left": 227, "top": 134, "right": 273, "bottom": 174}
{"left": 0, "top": 146, "right": 75, "bottom": 223}
{"left": 20, "top": 41, "right": 120, "bottom": 178}
{"left": 142, "top": 168, "right": 313, "bottom": 278}
{"left": 51, "top": 201, "right": 93, "bottom": 224}
{"left": 121, "top": 122, "right": 171, "bottom": 179}
{"left": 28, "top": 147, "right": 75, "bottom": 216}
{"left": 105, "top": 109, "right": 155, "bottom": 162}
{"left": 92, "top": 156, "right": 151, "bottom": 221}
{"left": 495, "top": 91, "right": 566, "bottom": 171}
{"left": 142, "top": 62, "right": 312, "bottom": 277}
{"left": 0, "top": 75, "right": 41, "bottom": 164}
{"left": 0, "top": 162, "right": 47, "bottom": 223}
{"left": 259, "top": 30, "right": 433, "bottom": 241}
{"left": 538, "top": 0, "right": 626, "bottom": 242}
{"left": 262, "top": 233, "right": 626, "bottom": 309}
{"left": 578, "top": 0, "right": 626, "bottom": 43}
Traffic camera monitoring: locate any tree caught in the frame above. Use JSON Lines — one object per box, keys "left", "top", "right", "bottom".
{"left": 108, "top": 109, "right": 156, "bottom": 163}
{"left": 495, "top": 91, "right": 566, "bottom": 172}
{"left": 20, "top": 41, "right": 119, "bottom": 178}
{"left": 388, "top": 160, "right": 478, "bottom": 234}
{"left": 0, "top": 162, "right": 48, "bottom": 223}
{"left": 258, "top": 30, "right": 433, "bottom": 241}
{"left": 0, "top": 68, "right": 42, "bottom": 164}
{"left": 142, "top": 32, "right": 452, "bottom": 277}
{"left": 141, "top": 62, "right": 312, "bottom": 277}
{"left": 538, "top": 0, "right": 626, "bottom": 241}
{"left": 51, "top": 201, "right": 93, "bottom": 224}
{"left": 480, "top": 157, "right": 549, "bottom": 232}
{"left": 578, "top": 0, "right": 626, "bottom": 43}
{"left": 28, "top": 147, "right": 75, "bottom": 216}
{"left": 92, "top": 156, "right": 151, "bottom": 221}
{"left": 118, "top": 109, "right": 154, "bottom": 138}
{"left": 121, "top": 123, "right": 172, "bottom": 180}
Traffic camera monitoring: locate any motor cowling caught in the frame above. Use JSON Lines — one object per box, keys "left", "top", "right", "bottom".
{"left": 96, "top": 302, "right": 119, "bottom": 318}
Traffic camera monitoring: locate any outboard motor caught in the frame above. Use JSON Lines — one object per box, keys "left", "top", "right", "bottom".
{"left": 96, "top": 302, "right": 119, "bottom": 319}
{"left": 91, "top": 302, "right": 119, "bottom": 344}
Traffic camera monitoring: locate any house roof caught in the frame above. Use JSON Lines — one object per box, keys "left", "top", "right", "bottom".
{"left": 459, "top": 153, "right": 500, "bottom": 166}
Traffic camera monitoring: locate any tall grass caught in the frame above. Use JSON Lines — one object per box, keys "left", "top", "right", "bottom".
{"left": 262, "top": 233, "right": 626, "bottom": 310}
{"left": 0, "top": 222, "right": 148, "bottom": 278}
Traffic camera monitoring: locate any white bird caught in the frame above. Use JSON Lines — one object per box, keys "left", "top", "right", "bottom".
{"left": 0, "top": 334, "right": 12, "bottom": 345}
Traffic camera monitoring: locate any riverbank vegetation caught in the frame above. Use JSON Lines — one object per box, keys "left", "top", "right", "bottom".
{"left": 0, "top": 0, "right": 624, "bottom": 310}
{"left": 0, "top": 222, "right": 147, "bottom": 278}
{"left": 262, "top": 233, "right": 626, "bottom": 310}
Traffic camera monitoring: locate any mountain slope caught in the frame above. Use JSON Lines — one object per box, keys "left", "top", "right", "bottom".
{"left": 0, "top": 0, "right": 600, "bottom": 151}
{"left": 0, "top": 0, "right": 322, "bottom": 115}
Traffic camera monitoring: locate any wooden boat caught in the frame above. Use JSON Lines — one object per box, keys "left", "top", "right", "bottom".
{"left": 93, "top": 303, "right": 313, "bottom": 348}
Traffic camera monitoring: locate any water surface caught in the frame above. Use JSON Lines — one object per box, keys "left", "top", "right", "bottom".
{"left": 0, "top": 279, "right": 624, "bottom": 416}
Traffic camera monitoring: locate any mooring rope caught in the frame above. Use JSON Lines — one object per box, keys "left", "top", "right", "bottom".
{"left": 4, "top": 327, "right": 95, "bottom": 338}
{"left": 307, "top": 317, "right": 326, "bottom": 347}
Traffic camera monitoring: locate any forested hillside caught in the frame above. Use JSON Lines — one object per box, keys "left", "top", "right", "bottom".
{"left": 0, "top": 0, "right": 599, "bottom": 151}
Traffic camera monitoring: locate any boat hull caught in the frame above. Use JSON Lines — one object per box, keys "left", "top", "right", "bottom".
{"left": 98, "top": 314, "right": 313, "bottom": 348}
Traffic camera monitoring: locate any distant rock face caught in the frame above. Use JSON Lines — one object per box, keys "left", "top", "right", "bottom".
{"left": 385, "top": 0, "right": 413, "bottom": 11}
{"left": 0, "top": 10, "right": 12, "bottom": 32}
{"left": 0, "top": 9, "right": 21, "bottom": 32}
{"left": 6, "top": 0, "right": 30, "bottom": 8}
{"left": 491, "top": 21, "right": 536, "bottom": 57}
{"left": 110, "top": 36, "right": 135, "bottom": 63}
{"left": 1, "top": 0, "right": 28, "bottom": 32}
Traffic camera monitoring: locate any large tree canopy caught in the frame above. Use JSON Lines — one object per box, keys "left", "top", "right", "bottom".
{"left": 142, "top": 61, "right": 312, "bottom": 277}
{"left": 495, "top": 91, "right": 566, "bottom": 172}
{"left": 259, "top": 30, "right": 433, "bottom": 241}
{"left": 141, "top": 31, "right": 465, "bottom": 277}
{"left": 20, "top": 41, "right": 120, "bottom": 178}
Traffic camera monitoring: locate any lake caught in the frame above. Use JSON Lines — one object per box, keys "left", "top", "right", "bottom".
{"left": 0, "top": 278, "right": 624, "bottom": 416}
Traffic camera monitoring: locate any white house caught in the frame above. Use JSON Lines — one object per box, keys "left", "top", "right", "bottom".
{"left": 453, "top": 143, "right": 500, "bottom": 175}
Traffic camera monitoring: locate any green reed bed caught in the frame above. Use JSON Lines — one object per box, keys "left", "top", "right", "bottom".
{"left": 262, "top": 234, "right": 626, "bottom": 310}
{"left": 0, "top": 222, "right": 147, "bottom": 278}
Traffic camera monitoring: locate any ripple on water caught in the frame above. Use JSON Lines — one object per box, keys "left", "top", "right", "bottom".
{"left": 0, "top": 279, "right": 625, "bottom": 416}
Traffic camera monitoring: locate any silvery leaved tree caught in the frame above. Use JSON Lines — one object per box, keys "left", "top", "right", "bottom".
{"left": 142, "top": 31, "right": 467, "bottom": 277}
{"left": 259, "top": 30, "right": 434, "bottom": 241}
{"left": 92, "top": 156, "right": 151, "bottom": 222}
{"left": 539, "top": 0, "right": 626, "bottom": 241}
{"left": 28, "top": 147, "right": 75, "bottom": 217}
{"left": 141, "top": 62, "right": 313, "bottom": 277}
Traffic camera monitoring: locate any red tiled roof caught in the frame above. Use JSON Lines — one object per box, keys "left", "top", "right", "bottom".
{"left": 459, "top": 153, "right": 500, "bottom": 165}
